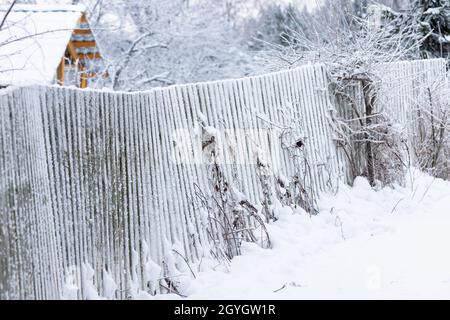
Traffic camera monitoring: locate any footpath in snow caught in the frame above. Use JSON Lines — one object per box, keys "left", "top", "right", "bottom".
{"left": 177, "top": 169, "right": 450, "bottom": 299}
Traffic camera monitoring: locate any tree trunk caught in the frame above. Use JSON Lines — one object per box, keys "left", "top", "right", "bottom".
{"left": 362, "top": 80, "right": 376, "bottom": 187}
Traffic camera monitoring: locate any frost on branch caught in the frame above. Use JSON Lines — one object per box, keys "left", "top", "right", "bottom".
{"left": 411, "top": 80, "right": 450, "bottom": 180}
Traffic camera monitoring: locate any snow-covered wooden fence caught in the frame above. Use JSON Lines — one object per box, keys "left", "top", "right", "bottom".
{"left": 0, "top": 59, "right": 447, "bottom": 299}
{"left": 0, "top": 64, "right": 341, "bottom": 299}
{"left": 334, "top": 58, "right": 448, "bottom": 181}
{"left": 376, "top": 59, "right": 447, "bottom": 125}
{"left": 0, "top": 88, "right": 61, "bottom": 299}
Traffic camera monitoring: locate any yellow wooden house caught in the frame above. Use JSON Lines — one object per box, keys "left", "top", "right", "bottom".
{"left": 0, "top": 4, "right": 106, "bottom": 88}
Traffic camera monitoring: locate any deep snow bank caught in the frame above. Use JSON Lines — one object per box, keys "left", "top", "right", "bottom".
{"left": 180, "top": 169, "right": 450, "bottom": 299}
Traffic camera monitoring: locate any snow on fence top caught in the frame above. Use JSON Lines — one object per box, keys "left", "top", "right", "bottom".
{"left": 0, "top": 59, "right": 447, "bottom": 299}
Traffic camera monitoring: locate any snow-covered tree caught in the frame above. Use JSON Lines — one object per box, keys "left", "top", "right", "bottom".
{"left": 244, "top": 3, "right": 312, "bottom": 50}
{"left": 371, "top": 0, "right": 450, "bottom": 59}
{"left": 409, "top": 0, "right": 450, "bottom": 59}
{"left": 84, "top": 0, "right": 256, "bottom": 91}
{"left": 256, "top": 2, "right": 428, "bottom": 187}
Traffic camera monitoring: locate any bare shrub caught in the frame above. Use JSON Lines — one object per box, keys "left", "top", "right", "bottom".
{"left": 255, "top": 102, "right": 319, "bottom": 215}
{"left": 331, "top": 81, "right": 408, "bottom": 187}
{"left": 194, "top": 117, "right": 271, "bottom": 261}
{"left": 411, "top": 82, "right": 450, "bottom": 180}
{"left": 260, "top": 7, "right": 426, "bottom": 188}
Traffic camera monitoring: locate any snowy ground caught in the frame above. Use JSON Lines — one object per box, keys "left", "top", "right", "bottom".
{"left": 172, "top": 169, "right": 450, "bottom": 300}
